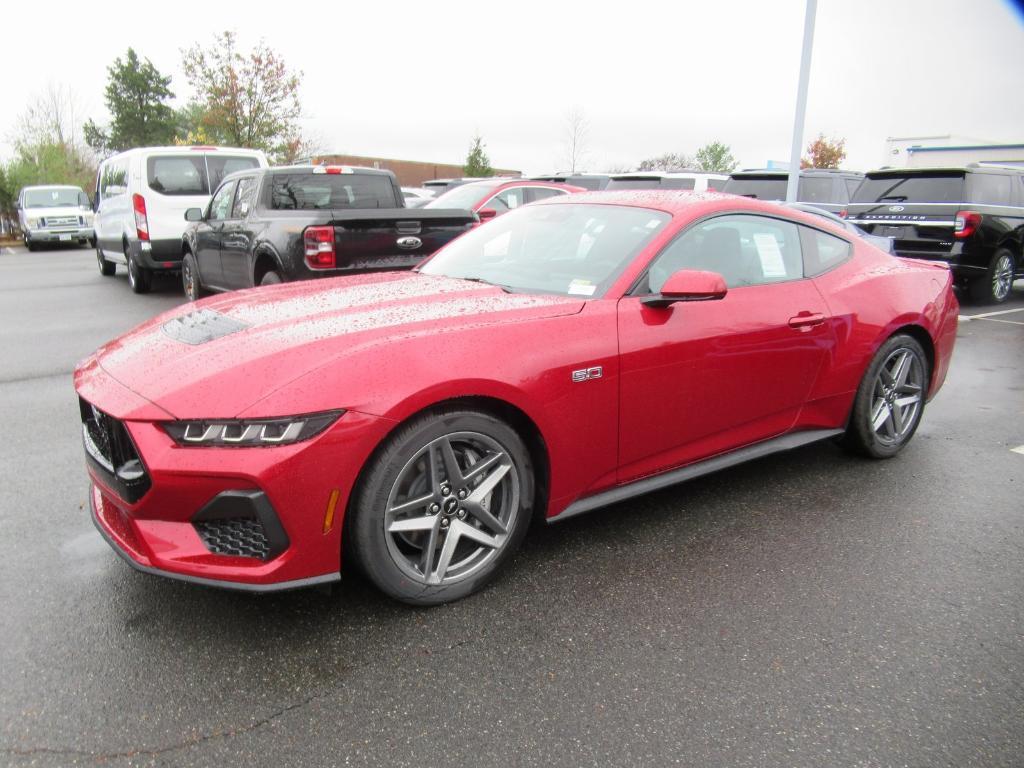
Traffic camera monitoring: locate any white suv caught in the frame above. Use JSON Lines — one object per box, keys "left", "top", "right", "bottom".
{"left": 17, "top": 185, "right": 95, "bottom": 251}
{"left": 604, "top": 171, "right": 729, "bottom": 193}
{"left": 93, "top": 146, "right": 268, "bottom": 293}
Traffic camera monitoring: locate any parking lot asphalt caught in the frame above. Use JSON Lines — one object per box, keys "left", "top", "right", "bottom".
{"left": 1, "top": 243, "right": 1022, "bottom": 768}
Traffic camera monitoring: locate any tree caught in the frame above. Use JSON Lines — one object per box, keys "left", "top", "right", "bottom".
{"left": 695, "top": 141, "right": 738, "bottom": 173}
{"left": 181, "top": 31, "right": 303, "bottom": 153}
{"left": 637, "top": 152, "right": 695, "bottom": 172}
{"left": 463, "top": 135, "right": 493, "bottom": 177}
{"left": 802, "top": 134, "right": 846, "bottom": 169}
{"left": 84, "top": 48, "right": 177, "bottom": 155}
{"left": 5, "top": 85, "right": 95, "bottom": 195}
{"left": 563, "top": 108, "right": 589, "bottom": 173}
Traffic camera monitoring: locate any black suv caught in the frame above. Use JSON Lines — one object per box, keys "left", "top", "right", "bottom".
{"left": 847, "top": 165, "right": 1024, "bottom": 303}
{"left": 722, "top": 169, "right": 864, "bottom": 216}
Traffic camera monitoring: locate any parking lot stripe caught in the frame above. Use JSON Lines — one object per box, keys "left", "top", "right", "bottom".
{"left": 978, "top": 318, "right": 1024, "bottom": 326}
{"left": 1012, "top": 445, "right": 1024, "bottom": 455}
{"left": 961, "top": 306, "right": 1024, "bottom": 320}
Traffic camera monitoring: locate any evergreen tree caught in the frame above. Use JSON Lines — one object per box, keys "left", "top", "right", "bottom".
{"left": 695, "top": 141, "right": 738, "bottom": 173}
{"left": 84, "top": 48, "right": 177, "bottom": 154}
{"left": 463, "top": 135, "right": 493, "bottom": 177}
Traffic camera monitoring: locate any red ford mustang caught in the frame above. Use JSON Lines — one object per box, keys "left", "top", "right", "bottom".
{"left": 75, "top": 192, "right": 958, "bottom": 604}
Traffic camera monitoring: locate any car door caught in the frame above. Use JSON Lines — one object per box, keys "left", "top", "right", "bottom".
{"left": 616, "top": 213, "right": 836, "bottom": 483}
{"left": 194, "top": 180, "right": 236, "bottom": 288}
{"left": 220, "top": 175, "right": 259, "bottom": 288}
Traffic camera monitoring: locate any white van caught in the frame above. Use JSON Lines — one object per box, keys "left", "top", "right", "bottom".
{"left": 93, "top": 146, "right": 268, "bottom": 293}
{"left": 17, "top": 185, "right": 95, "bottom": 251}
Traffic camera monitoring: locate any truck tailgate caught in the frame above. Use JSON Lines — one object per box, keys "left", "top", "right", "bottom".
{"left": 330, "top": 208, "right": 476, "bottom": 270}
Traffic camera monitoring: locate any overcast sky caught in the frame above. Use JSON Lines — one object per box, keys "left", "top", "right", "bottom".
{"left": 3, "top": 0, "right": 1022, "bottom": 174}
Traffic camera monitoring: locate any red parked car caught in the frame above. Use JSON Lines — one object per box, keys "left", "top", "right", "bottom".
{"left": 425, "top": 178, "right": 585, "bottom": 223}
{"left": 75, "top": 192, "right": 958, "bottom": 604}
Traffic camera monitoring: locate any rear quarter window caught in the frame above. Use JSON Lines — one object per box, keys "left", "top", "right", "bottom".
{"left": 799, "top": 177, "right": 836, "bottom": 204}
{"left": 967, "top": 173, "right": 1013, "bottom": 206}
{"left": 802, "top": 227, "right": 852, "bottom": 277}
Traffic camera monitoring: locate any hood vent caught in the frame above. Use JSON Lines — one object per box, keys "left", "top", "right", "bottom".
{"left": 162, "top": 309, "right": 250, "bottom": 346}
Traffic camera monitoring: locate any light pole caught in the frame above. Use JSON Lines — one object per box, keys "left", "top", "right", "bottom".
{"left": 785, "top": 0, "right": 817, "bottom": 203}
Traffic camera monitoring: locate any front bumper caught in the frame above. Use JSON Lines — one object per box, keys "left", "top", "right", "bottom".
{"left": 26, "top": 227, "right": 94, "bottom": 242}
{"left": 80, "top": 378, "right": 395, "bottom": 590}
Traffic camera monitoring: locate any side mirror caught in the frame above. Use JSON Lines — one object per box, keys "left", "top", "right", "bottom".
{"left": 477, "top": 207, "right": 498, "bottom": 221}
{"left": 184, "top": 208, "right": 204, "bottom": 222}
{"left": 642, "top": 269, "right": 728, "bottom": 308}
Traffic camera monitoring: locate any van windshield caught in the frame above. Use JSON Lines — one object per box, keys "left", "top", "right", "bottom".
{"left": 23, "top": 188, "right": 87, "bottom": 208}
{"left": 147, "top": 154, "right": 260, "bottom": 196}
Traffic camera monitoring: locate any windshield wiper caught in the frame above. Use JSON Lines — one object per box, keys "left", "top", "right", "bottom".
{"left": 457, "top": 276, "right": 514, "bottom": 293}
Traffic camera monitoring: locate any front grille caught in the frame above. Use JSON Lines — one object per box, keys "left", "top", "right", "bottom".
{"left": 194, "top": 518, "right": 272, "bottom": 560}
{"left": 42, "top": 215, "right": 80, "bottom": 228}
{"left": 79, "top": 398, "right": 151, "bottom": 503}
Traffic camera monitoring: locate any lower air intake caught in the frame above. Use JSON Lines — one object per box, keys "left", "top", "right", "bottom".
{"left": 194, "top": 517, "right": 272, "bottom": 560}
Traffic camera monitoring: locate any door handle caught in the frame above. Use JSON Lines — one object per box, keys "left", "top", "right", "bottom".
{"left": 788, "top": 311, "right": 825, "bottom": 330}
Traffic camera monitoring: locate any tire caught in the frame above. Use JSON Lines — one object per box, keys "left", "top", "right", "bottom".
{"left": 25, "top": 240, "right": 37, "bottom": 252}
{"left": 126, "top": 244, "right": 151, "bottom": 294}
{"left": 347, "top": 408, "right": 534, "bottom": 605}
{"left": 968, "top": 248, "right": 1016, "bottom": 304}
{"left": 842, "top": 334, "right": 929, "bottom": 459}
{"left": 181, "top": 252, "right": 204, "bottom": 301}
{"left": 260, "top": 270, "right": 282, "bottom": 286}
{"left": 96, "top": 244, "right": 115, "bottom": 276}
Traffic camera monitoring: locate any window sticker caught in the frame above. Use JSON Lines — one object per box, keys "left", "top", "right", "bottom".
{"left": 568, "top": 279, "right": 596, "bottom": 296}
{"left": 646, "top": 218, "right": 662, "bottom": 229}
{"left": 753, "top": 232, "right": 787, "bottom": 277}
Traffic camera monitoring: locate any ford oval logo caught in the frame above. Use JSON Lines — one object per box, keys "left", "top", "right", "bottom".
{"left": 888, "top": 205, "right": 905, "bottom": 212}
{"left": 396, "top": 236, "right": 422, "bottom": 250}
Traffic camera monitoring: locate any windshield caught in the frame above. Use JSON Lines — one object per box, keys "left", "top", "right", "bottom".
{"left": 269, "top": 173, "right": 397, "bottom": 209}
{"left": 852, "top": 174, "right": 965, "bottom": 204}
{"left": 23, "top": 188, "right": 87, "bottom": 208}
{"left": 426, "top": 182, "right": 498, "bottom": 209}
{"left": 420, "top": 203, "right": 670, "bottom": 298}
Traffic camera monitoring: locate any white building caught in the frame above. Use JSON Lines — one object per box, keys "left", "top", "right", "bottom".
{"left": 883, "top": 135, "right": 1024, "bottom": 169}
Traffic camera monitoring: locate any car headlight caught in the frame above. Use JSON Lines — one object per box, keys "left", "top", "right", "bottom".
{"left": 27, "top": 218, "right": 39, "bottom": 228}
{"left": 162, "top": 410, "right": 343, "bottom": 447}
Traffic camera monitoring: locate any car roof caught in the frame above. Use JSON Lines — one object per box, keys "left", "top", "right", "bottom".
{"left": 21, "top": 184, "right": 83, "bottom": 190}
{"left": 865, "top": 164, "right": 1022, "bottom": 176}
{"left": 532, "top": 189, "right": 795, "bottom": 215}
{"left": 100, "top": 146, "right": 266, "bottom": 161}
{"left": 611, "top": 171, "right": 728, "bottom": 179}
{"left": 730, "top": 168, "right": 863, "bottom": 178}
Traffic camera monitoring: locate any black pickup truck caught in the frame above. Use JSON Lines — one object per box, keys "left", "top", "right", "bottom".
{"left": 180, "top": 165, "right": 477, "bottom": 300}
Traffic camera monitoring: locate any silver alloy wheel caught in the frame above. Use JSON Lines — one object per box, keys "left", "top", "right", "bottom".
{"left": 870, "top": 347, "right": 924, "bottom": 446}
{"left": 127, "top": 253, "right": 137, "bottom": 289}
{"left": 993, "top": 253, "right": 1014, "bottom": 302}
{"left": 383, "top": 431, "right": 520, "bottom": 586}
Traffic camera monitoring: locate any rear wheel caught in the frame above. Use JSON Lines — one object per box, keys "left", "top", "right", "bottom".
{"left": 842, "top": 334, "right": 929, "bottom": 459}
{"left": 96, "top": 243, "right": 115, "bottom": 276}
{"left": 347, "top": 409, "right": 534, "bottom": 605}
{"left": 969, "top": 248, "right": 1015, "bottom": 304}
{"left": 260, "top": 270, "right": 282, "bottom": 286}
{"left": 126, "top": 243, "right": 151, "bottom": 294}
{"left": 181, "top": 252, "right": 204, "bottom": 301}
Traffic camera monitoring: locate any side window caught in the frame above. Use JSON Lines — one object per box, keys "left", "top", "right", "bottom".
{"left": 232, "top": 177, "right": 258, "bottom": 218}
{"left": 845, "top": 177, "right": 862, "bottom": 198}
{"left": 527, "top": 187, "right": 567, "bottom": 203}
{"left": 645, "top": 214, "right": 803, "bottom": 292}
{"left": 101, "top": 160, "right": 128, "bottom": 200}
{"left": 801, "top": 227, "right": 852, "bottom": 277}
{"left": 484, "top": 187, "right": 527, "bottom": 214}
{"left": 968, "top": 173, "right": 1012, "bottom": 206}
{"left": 208, "top": 181, "right": 237, "bottom": 222}
{"left": 799, "top": 177, "right": 834, "bottom": 204}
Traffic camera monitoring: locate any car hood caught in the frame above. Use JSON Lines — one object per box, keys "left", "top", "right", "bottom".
{"left": 86, "top": 272, "right": 584, "bottom": 418}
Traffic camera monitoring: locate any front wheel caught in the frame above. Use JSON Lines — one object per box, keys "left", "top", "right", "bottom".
{"left": 842, "top": 334, "right": 929, "bottom": 459}
{"left": 347, "top": 409, "right": 534, "bottom": 605}
{"left": 968, "top": 248, "right": 1016, "bottom": 304}
{"left": 181, "top": 252, "right": 204, "bottom": 301}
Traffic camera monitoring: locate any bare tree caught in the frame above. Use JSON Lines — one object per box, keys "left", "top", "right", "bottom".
{"left": 563, "top": 107, "right": 589, "bottom": 173}
{"left": 14, "top": 83, "right": 86, "bottom": 151}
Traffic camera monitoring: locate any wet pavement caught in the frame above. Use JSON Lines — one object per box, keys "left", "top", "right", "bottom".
{"left": 1, "top": 244, "right": 1022, "bottom": 767}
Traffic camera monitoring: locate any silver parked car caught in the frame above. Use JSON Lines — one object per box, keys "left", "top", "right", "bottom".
{"left": 17, "top": 185, "right": 95, "bottom": 251}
